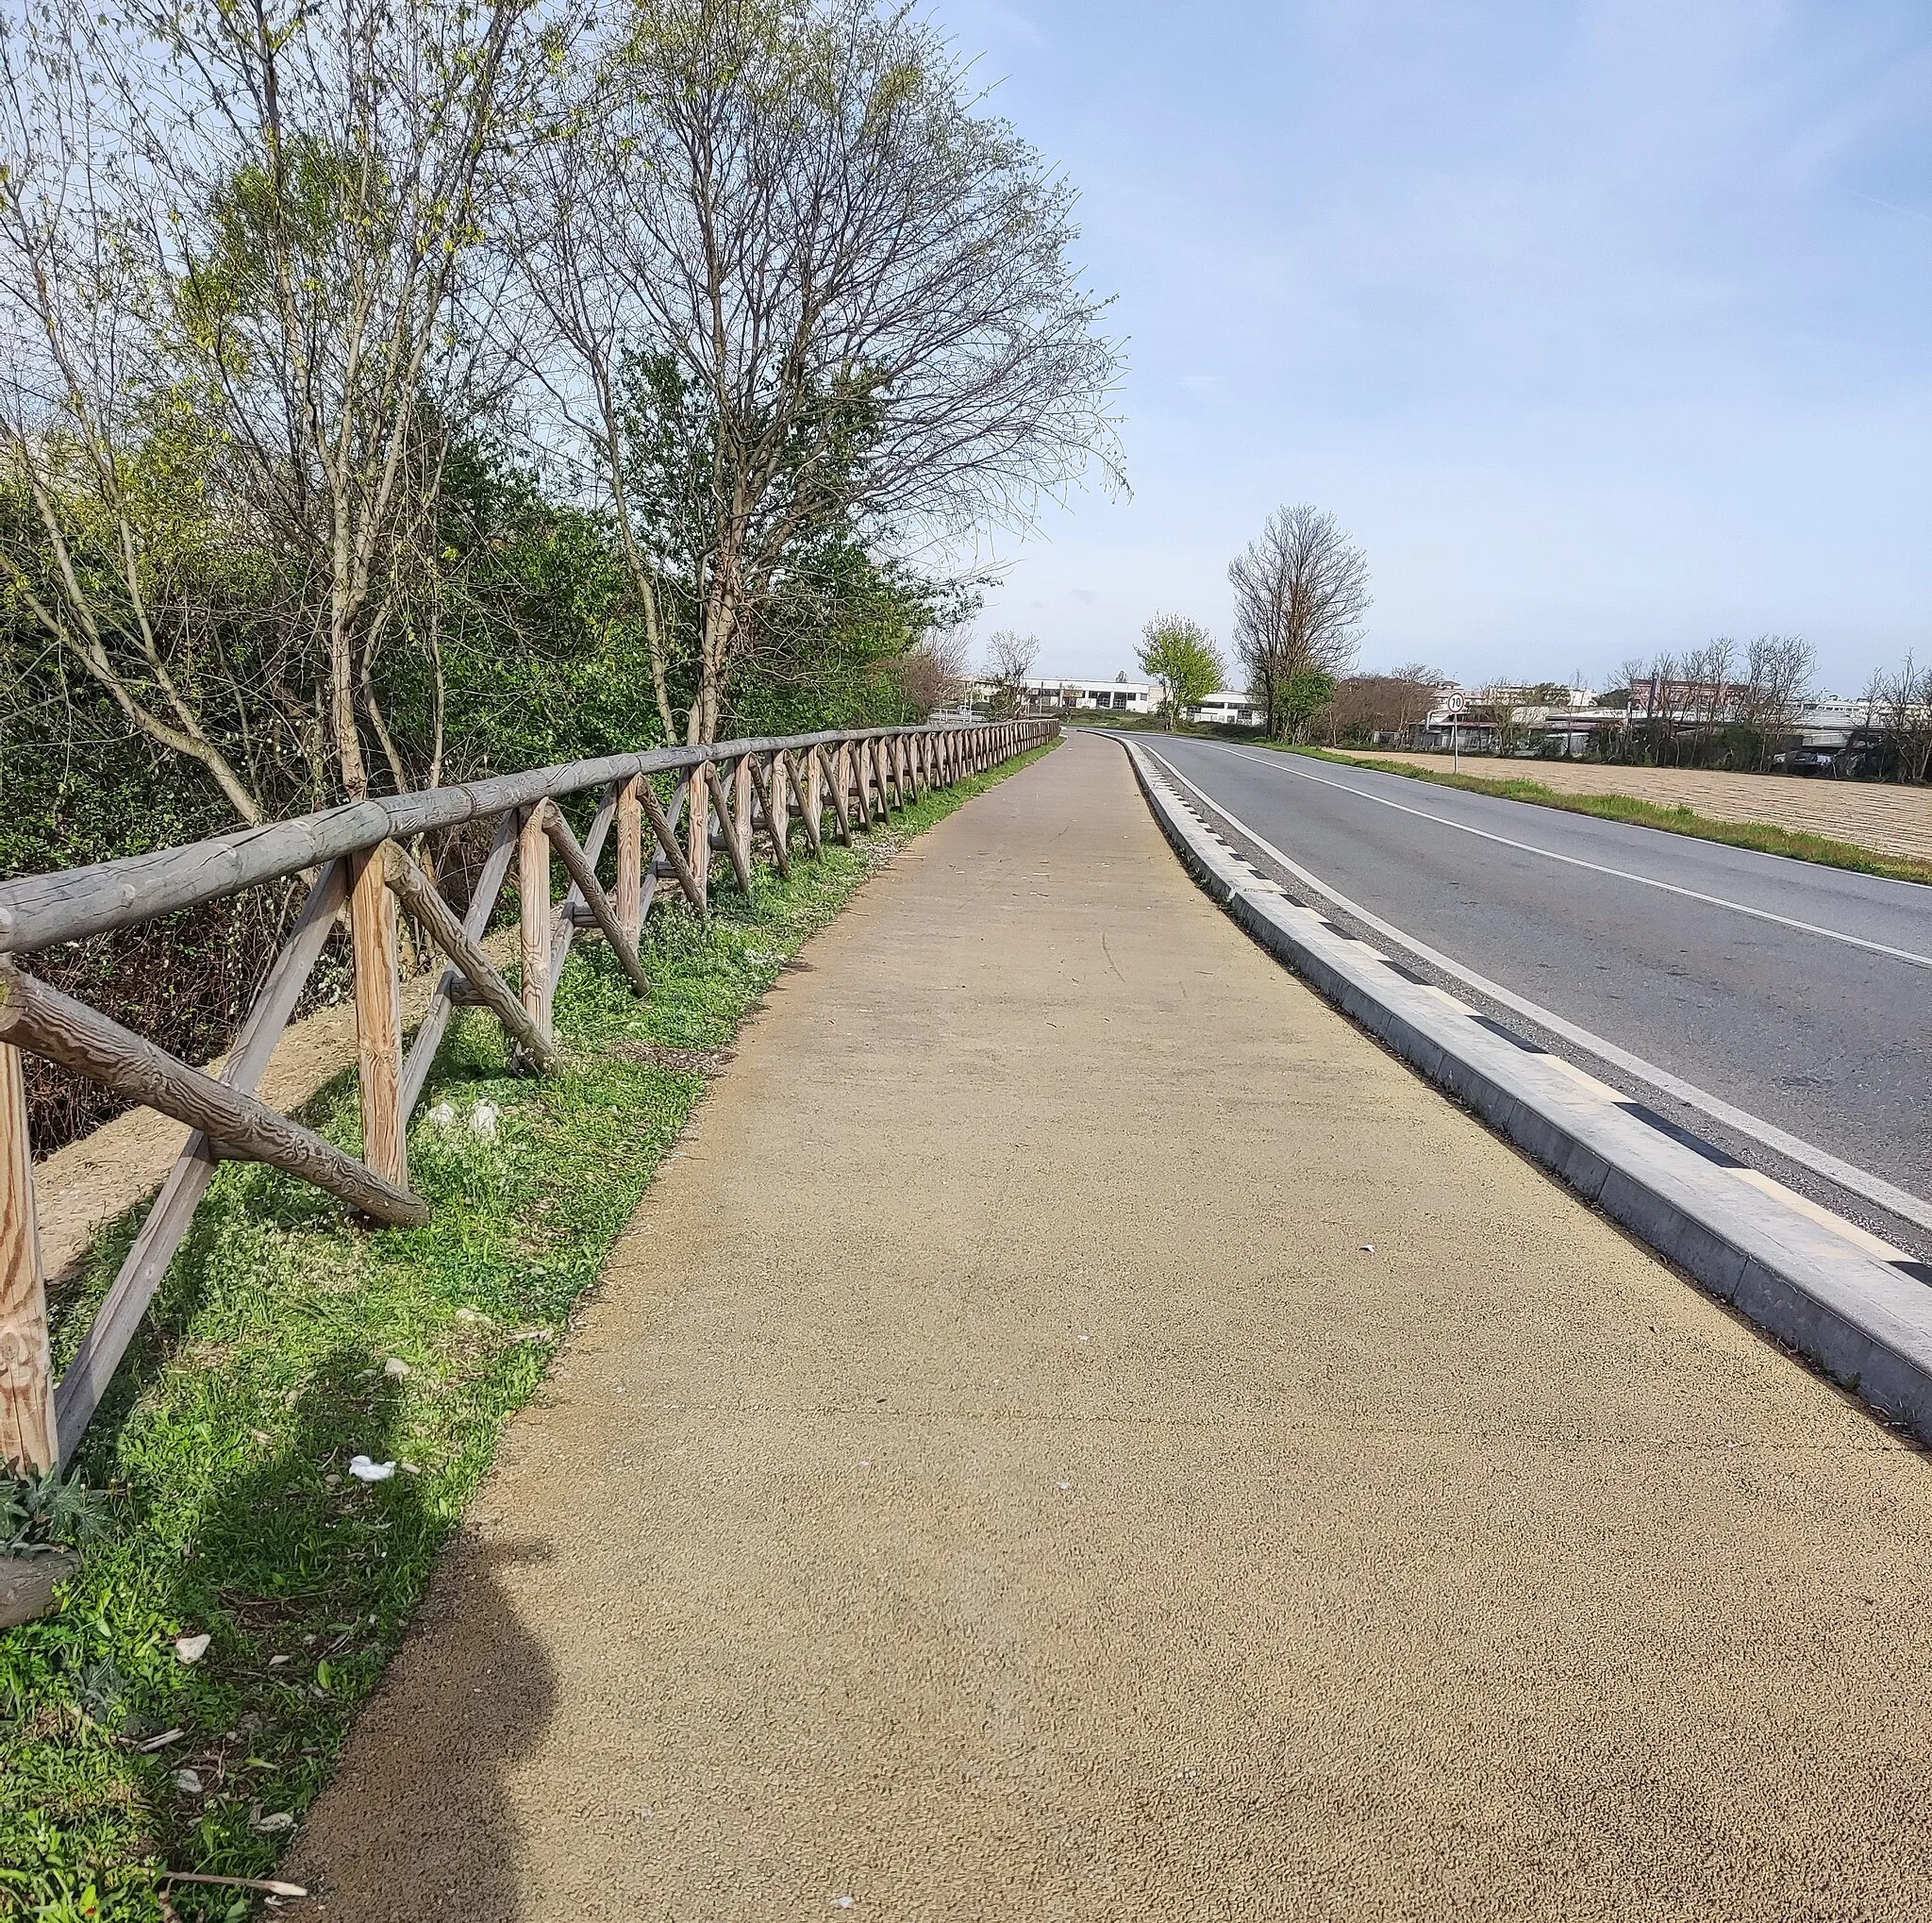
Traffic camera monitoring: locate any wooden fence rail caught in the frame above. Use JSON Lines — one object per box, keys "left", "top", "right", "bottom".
{"left": 0, "top": 719, "right": 1054, "bottom": 1471}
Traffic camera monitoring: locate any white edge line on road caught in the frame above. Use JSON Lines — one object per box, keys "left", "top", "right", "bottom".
{"left": 1199, "top": 741, "right": 1932, "bottom": 972}
{"left": 1142, "top": 744, "right": 1932, "bottom": 1241}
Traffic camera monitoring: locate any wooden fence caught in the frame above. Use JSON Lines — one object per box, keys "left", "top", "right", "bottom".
{"left": 0, "top": 720, "right": 1054, "bottom": 1474}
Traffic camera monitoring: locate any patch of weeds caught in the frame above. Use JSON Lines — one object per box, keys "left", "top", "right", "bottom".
{"left": 0, "top": 742, "right": 1054, "bottom": 1920}
{"left": 0, "top": 1475, "right": 112, "bottom": 1562}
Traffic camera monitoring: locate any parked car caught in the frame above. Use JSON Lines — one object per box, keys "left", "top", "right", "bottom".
{"left": 1768, "top": 748, "right": 1840, "bottom": 778}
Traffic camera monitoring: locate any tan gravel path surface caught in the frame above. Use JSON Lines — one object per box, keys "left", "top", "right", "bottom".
{"left": 290, "top": 730, "right": 1932, "bottom": 1921}
{"left": 1328, "top": 747, "right": 1932, "bottom": 863}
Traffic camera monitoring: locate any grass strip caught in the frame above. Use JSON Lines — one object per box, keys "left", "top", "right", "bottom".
{"left": 0, "top": 741, "right": 1054, "bottom": 1923}
{"left": 1267, "top": 744, "right": 1932, "bottom": 888}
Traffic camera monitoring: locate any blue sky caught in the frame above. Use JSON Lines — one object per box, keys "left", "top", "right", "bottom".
{"left": 940, "top": 0, "right": 1932, "bottom": 694}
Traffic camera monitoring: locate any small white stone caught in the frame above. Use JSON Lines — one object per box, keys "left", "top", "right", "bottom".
{"left": 469, "top": 1100, "right": 501, "bottom": 1141}
{"left": 174, "top": 1767, "right": 203, "bottom": 1794}
{"left": 425, "top": 1101, "right": 458, "bottom": 1130}
{"left": 383, "top": 1357, "right": 411, "bottom": 1380}
{"left": 174, "top": 1633, "right": 210, "bottom": 1664}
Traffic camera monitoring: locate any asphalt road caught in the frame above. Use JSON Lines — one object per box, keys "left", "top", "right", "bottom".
{"left": 1145, "top": 734, "right": 1932, "bottom": 1238}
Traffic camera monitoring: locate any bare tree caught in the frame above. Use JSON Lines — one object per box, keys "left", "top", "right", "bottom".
{"left": 1680, "top": 636, "right": 1736, "bottom": 760}
{"left": 1862, "top": 651, "right": 1932, "bottom": 785}
{"left": 898, "top": 623, "right": 973, "bottom": 714}
{"left": 1228, "top": 505, "right": 1370, "bottom": 739}
{"left": 0, "top": 0, "right": 544, "bottom": 811}
{"left": 520, "top": 0, "right": 1123, "bottom": 744}
{"left": 0, "top": 13, "right": 267, "bottom": 819}
{"left": 1735, "top": 633, "right": 1814, "bottom": 766}
{"left": 982, "top": 628, "right": 1039, "bottom": 716}
{"left": 1392, "top": 662, "right": 1448, "bottom": 746}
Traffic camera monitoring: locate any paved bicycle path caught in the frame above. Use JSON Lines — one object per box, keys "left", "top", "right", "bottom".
{"left": 293, "top": 730, "right": 1932, "bottom": 1921}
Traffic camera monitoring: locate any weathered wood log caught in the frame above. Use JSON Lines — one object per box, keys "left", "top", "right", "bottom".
{"left": 820, "top": 743, "right": 854, "bottom": 841}
{"left": 519, "top": 808, "right": 551, "bottom": 1049}
{"left": 541, "top": 803, "right": 651, "bottom": 999}
{"left": 758, "top": 756, "right": 792, "bottom": 878}
{"left": 639, "top": 779, "right": 706, "bottom": 913}
{"left": 383, "top": 842, "right": 558, "bottom": 1069}
{"left": 0, "top": 1041, "right": 53, "bottom": 1476}
{"left": 399, "top": 813, "right": 517, "bottom": 1119}
{"left": 685, "top": 761, "right": 711, "bottom": 901}
{"left": 732, "top": 756, "right": 755, "bottom": 866}
{"left": 547, "top": 779, "right": 621, "bottom": 995}
{"left": 849, "top": 740, "right": 874, "bottom": 828}
{"left": 615, "top": 776, "right": 643, "bottom": 944}
{"left": 0, "top": 962, "right": 429, "bottom": 1229}
{"left": 0, "top": 725, "right": 983, "bottom": 956}
{"left": 347, "top": 848, "right": 408, "bottom": 1192}
{"left": 705, "top": 762, "right": 755, "bottom": 895}
{"left": 54, "top": 862, "right": 351, "bottom": 1462}
{"left": 782, "top": 749, "right": 822, "bottom": 857}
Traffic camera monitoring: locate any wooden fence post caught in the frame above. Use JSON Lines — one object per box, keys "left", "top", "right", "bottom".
{"left": 833, "top": 742, "right": 854, "bottom": 828}
{"left": 615, "top": 775, "right": 643, "bottom": 945}
{"left": 762, "top": 753, "right": 792, "bottom": 877}
{"left": 686, "top": 764, "right": 711, "bottom": 901}
{"left": 0, "top": 1041, "right": 54, "bottom": 1475}
{"left": 347, "top": 846, "right": 408, "bottom": 1191}
{"left": 806, "top": 744, "right": 824, "bottom": 840}
{"left": 733, "top": 756, "right": 755, "bottom": 856}
{"left": 519, "top": 807, "right": 552, "bottom": 1048}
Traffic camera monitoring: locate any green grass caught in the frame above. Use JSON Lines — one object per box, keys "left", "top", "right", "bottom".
{"left": 0, "top": 742, "right": 1054, "bottom": 1923}
{"left": 1267, "top": 744, "right": 1932, "bottom": 888}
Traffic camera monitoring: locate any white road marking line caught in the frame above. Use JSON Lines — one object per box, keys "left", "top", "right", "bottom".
{"left": 1142, "top": 745, "right": 1932, "bottom": 1240}
{"left": 1203, "top": 744, "right": 1932, "bottom": 973}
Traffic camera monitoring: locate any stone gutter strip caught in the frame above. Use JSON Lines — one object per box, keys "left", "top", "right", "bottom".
{"left": 1119, "top": 734, "right": 1932, "bottom": 1446}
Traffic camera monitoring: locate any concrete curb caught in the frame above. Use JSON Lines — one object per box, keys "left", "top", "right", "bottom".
{"left": 1118, "top": 734, "right": 1932, "bottom": 1446}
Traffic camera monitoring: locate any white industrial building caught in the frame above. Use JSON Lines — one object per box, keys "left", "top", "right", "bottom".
{"left": 1011, "top": 677, "right": 1161, "bottom": 715}
{"left": 998, "top": 677, "right": 1266, "bottom": 727}
{"left": 1185, "top": 692, "right": 1265, "bottom": 728}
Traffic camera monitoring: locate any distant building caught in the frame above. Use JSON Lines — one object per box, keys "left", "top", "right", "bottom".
{"left": 1408, "top": 686, "right": 1913, "bottom": 763}
{"left": 1004, "top": 677, "right": 1161, "bottom": 715}
{"left": 1185, "top": 691, "right": 1265, "bottom": 728}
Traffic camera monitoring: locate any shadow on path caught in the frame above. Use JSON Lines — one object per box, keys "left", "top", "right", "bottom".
{"left": 289, "top": 1535, "right": 558, "bottom": 1922}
